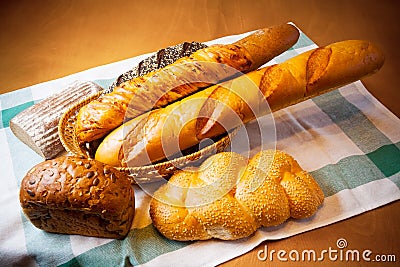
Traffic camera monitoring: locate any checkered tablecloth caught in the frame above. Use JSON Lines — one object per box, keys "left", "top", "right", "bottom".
{"left": 1, "top": 24, "right": 399, "bottom": 267}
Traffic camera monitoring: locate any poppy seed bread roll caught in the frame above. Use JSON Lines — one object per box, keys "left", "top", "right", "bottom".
{"left": 19, "top": 156, "right": 135, "bottom": 239}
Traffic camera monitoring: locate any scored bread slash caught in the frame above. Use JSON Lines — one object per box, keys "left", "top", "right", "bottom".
{"left": 105, "top": 41, "right": 208, "bottom": 93}
{"left": 10, "top": 81, "right": 104, "bottom": 159}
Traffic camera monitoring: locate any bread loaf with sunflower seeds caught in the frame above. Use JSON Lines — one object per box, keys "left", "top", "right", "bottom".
{"left": 19, "top": 156, "right": 135, "bottom": 239}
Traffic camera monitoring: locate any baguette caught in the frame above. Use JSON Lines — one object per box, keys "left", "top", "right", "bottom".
{"left": 95, "top": 40, "right": 384, "bottom": 167}
{"left": 106, "top": 42, "right": 208, "bottom": 93}
{"left": 19, "top": 156, "right": 135, "bottom": 239}
{"left": 75, "top": 24, "right": 300, "bottom": 142}
{"left": 197, "top": 40, "right": 385, "bottom": 138}
{"left": 149, "top": 150, "right": 324, "bottom": 241}
{"left": 95, "top": 86, "right": 216, "bottom": 166}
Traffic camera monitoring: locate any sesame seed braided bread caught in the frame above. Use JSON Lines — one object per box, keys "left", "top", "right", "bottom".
{"left": 149, "top": 150, "right": 324, "bottom": 241}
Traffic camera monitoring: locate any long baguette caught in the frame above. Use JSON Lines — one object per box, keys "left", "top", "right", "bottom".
{"left": 196, "top": 40, "right": 385, "bottom": 138}
{"left": 95, "top": 87, "right": 216, "bottom": 166}
{"left": 95, "top": 40, "right": 384, "bottom": 167}
{"left": 75, "top": 24, "right": 300, "bottom": 142}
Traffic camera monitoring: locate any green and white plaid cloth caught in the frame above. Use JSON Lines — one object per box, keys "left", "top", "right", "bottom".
{"left": 1, "top": 24, "right": 399, "bottom": 267}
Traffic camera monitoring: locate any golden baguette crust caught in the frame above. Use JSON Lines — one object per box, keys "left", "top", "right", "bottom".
{"left": 197, "top": 40, "right": 385, "bottom": 138}
{"left": 95, "top": 40, "right": 384, "bottom": 167}
{"left": 95, "top": 87, "right": 215, "bottom": 167}
{"left": 95, "top": 71, "right": 265, "bottom": 167}
{"left": 19, "top": 156, "right": 135, "bottom": 239}
{"left": 149, "top": 150, "right": 324, "bottom": 241}
{"left": 75, "top": 24, "right": 300, "bottom": 142}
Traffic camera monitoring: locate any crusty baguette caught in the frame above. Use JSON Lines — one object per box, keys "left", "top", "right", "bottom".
{"left": 149, "top": 150, "right": 324, "bottom": 241}
{"left": 95, "top": 86, "right": 216, "bottom": 166}
{"left": 197, "top": 40, "right": 385, "bottom": 138}
{"left": 95, "top": 40, "right": 384, "bottom": 167}
{"left": 75, "top": 23, "right": 300, "bottom": 142}
{"left": 95, "top": 73, "right": 263, "bottom": 167}
{"left": 19, "top": 156, "right": 135, "bottom": 239}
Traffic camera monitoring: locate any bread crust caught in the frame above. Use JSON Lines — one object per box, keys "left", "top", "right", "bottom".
{"left": 149, "top": 150, "right": 324, "bottom": 241}
{"left": 19, "top": 156, "right": 135, "bottom": 239}
{"left": 95, "top": 40, "right": 384, "bottom": 167}
{"left": 75, "top": 24, "right": 300, "bottom": 142}
{"left": 197, "top": 40, "right": 385, "bottom": 139}
{"left": 9, "top": 81, "right": 103, "bottom": 159}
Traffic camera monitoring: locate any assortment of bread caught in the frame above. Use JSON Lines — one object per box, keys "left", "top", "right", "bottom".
{"left": 150, "top": 150, "right": 324, "bottom": 241}
{"left": 75, "top": 23, "right": 300, "bottom": 142}
{"left": 95, "top": 40, "right": 384, "bottom": 167}
{"left": 13, "top": 23, "right": 385, "bottom": 240}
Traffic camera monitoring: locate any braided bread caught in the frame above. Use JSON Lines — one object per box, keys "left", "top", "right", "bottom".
{"left": 149, "top": 150, "right": 324, "bottom": 241}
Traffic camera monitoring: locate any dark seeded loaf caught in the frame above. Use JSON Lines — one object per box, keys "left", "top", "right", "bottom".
{"left": 19, "top": 156, "right": 135, "bottom": 239}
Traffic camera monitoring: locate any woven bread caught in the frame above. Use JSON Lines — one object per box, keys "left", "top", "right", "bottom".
{"left": 149, "top": 150, "right": 324, "bottom": 241}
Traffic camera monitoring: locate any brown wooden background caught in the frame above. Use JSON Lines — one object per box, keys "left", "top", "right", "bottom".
{"left": 0, "top": 1, "right": 399, "bottom": 266}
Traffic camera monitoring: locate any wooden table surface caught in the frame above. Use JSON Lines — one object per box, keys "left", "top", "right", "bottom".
{"left": 1, "top": 1, "right": 399, "bottom": 266}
